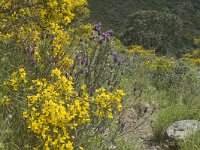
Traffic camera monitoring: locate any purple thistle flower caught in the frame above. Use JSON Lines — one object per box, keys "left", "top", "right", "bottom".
{"left": 102, "top": 29, "right": 113, "bottom": 39}
{"left": 41, "top": 32, "right": 45, "bottom": 40}
{"left": 112, "top": 52, "right": 120, "bottom": 63}
{"left": 107, "top": 29, "right": 113, "bottom": 36}
{"left": 102, "top": 33, "right": 110, "bottom": 39}
{"left": 93, "top": 22, "right": 102, "bottom": 32}
{"left": 89, "top": 35, "right": 95, "bottom": 41}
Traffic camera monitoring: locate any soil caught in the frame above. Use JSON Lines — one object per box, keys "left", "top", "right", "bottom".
{"left": 119, "top": 101, "right": 163, "bottom": 150}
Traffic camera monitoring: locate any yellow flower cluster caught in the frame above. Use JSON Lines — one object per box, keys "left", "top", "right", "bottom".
{"left": 128, "top": 45, "right": 155, "bottom": 57}
{"left": 0, "top": 96, "right": 10, "bottom": 106}
{"left": 15, "top": 68, "right": 124, "bottom": 149}
{"left": 0, "top": 0, "right": 88, "bottom": 42}
{"left": 94, "top": 88, "right": 124, "bottom": 119}
{"left": 23, "top": 69, "right": 89, "bottom": 149}
{"left": 0, "top": 0, "right": 88, "bottom": 71}
{"left": 68, "top": 24, "right": 93, "bottom": 44}
{"left": 0, "top": 0, "right": 88, "bottom": 33}
{"left": 1, "top": 68, "right": 27, "bottom": 107}
{"left": 190, "top": 58, "right": 200, "bottom": 66}
{"left": 183, "top": 49, "right": 200, "bottom": 66}
{"left": 46, "top": 23, "right": 74, "bottom": 70}
{"left": 3, "top": 68, "right": 27, "bottom": 91}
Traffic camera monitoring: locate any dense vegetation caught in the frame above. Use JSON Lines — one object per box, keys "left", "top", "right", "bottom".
{"left": 0, "top": 0, "right": 200, "bottom": 150}
{"left": 88, "top": 0, "right": 200, "bottom": 35}
{"left": 88, "top": 0, "right": 200, "bottom": 55}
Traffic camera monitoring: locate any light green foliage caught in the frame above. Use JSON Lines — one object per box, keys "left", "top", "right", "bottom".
{"left": 179, "top": 131, "right": 200, "bottom": 150}
{"left": 115, "top": 138, "right": 141, "bottom": 150}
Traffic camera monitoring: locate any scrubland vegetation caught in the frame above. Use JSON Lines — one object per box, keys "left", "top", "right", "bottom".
{"left": 1, "top": 0, "right": 200, "bottom": 150}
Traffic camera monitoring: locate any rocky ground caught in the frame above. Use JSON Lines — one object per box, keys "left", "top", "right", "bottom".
{"left": 120, "top": 101, "right": 163, "bottom": 150}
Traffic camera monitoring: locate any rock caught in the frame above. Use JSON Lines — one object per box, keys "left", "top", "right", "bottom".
{"left": 166, "top": 120, "right": 200, "bottom": 140}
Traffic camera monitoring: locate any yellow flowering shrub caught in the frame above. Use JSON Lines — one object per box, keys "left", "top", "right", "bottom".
{"left": 144, "top": 56, "right": 193, "bottom": 91}
{"left": 182, "top": 38, "right": 200, "bottom": 66}
{"left": 190, "top": 58, "right": 200, "bottom": 65}
{"left": 128, "top": 45, "right": 155, "bottom": 57}
{"left": 0, "top": 68, "right": 27, "bottom": 108}
{"left": 2, "top": 68, "right": 125, "bottom": 149}
{"left": 94, "top": 88, "right": 124, "bottom": 119}
{"left": 183, "top": 49, "right": 200, "bottom": 66}
{"left": 0, "top": 0, "right": 88, "bottom": 41}
{"left": 146, "top": 57, "right": 175, "bottom": 73}
{"left": 0, "top": 0, "right": 89, "bottom": 73}
{"left": 0, "top": 1, "right": 125, "bottom": 149}
{"left": 3, "top": 68, "right": 27, "bottom": 91}
{"left": 127, "top": 45, "right": 175, "bottom": 74}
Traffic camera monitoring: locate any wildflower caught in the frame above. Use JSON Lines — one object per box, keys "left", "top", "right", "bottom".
{"left": 93, "top": 22, "right": 102, "bottom": 32}
{"left": 116, "top": 89, "right": 125, "bottom": 96}
{"left": 102, "top": 29, "right": 113, "bottom": 39}
{"left": 41, "top": 32, "right": 45, "bottom": 40}
{"left": 112, "top": 52, "right": 120, "bottom": 63}
{"left": 51, "top": 68, "right": 61, "bottom": 77}
{"left": 4, "top": 65, "right": 124, "bottom": 150}
{"left": 89, "top": 35, "right": 95, "bottom": 40}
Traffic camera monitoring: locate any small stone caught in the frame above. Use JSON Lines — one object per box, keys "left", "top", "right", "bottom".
{"left": 166, "top": 120, "right": 200, "bottom": 140}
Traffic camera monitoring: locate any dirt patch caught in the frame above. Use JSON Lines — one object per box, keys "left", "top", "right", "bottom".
{"left": 119, "top": 101, "right": 163, "bottom": 150}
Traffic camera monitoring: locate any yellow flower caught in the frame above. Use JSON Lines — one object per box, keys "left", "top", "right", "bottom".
{"left": 79, "top": 147, "right": 84, "bottom": 150}
{"left": 23, "top": 111, "right": 28, "bottom": 118}
{"left": 51, "top": 68, "right": 62, "bottom": 77}
{"left": 65, "top": 141, "right": 73, "bottom": 150}
{"left": 117, "top": 103, "right": 122, "bottom": 111}
{"left": 14, "top": 67, "right": 125, "bottom": 149}
{"left": 116, "top": 89, "right": 125, "bottom": 96}
{"left": 108, "top": 112, "right": 113, "bottom": 119}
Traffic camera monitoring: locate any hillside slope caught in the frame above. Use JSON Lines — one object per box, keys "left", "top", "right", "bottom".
{"left": 88, "top": 0, "right": 200, "bottom": 38}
